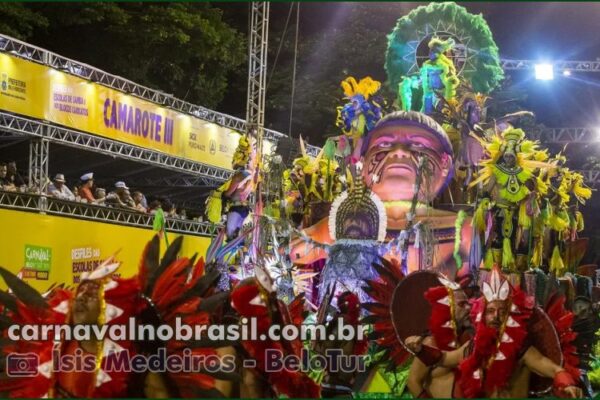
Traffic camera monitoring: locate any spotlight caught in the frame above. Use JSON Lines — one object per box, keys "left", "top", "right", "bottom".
{"left": 563, "top": 69, "right": 571, "bottom": 77}
{"left": 534, "top": 63, "right": 554, "bottom": 80}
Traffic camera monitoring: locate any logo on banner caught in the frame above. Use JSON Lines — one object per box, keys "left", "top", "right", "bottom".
{"left": 0, "top": 71, "right": 26, "bottom": 99}
{"left": 71, "top": 247, "right": 120, "bottom": 284}
{"left": 23, "top": 245, "right": 52, "bottom": 280}
{"left": 209, "top": 139, "right": 217, "bottom": 155}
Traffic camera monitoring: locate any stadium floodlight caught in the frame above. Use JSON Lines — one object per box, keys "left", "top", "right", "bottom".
{"left": 563, "top": 69, "right": 572, "bottom": 77}
{"left": 535, "top": 63, "right": 554, "bottom": 80}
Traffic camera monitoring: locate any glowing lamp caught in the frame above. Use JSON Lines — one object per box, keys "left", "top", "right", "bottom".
{"left": 535, "top": 64, "right": 554, "bottom": 80}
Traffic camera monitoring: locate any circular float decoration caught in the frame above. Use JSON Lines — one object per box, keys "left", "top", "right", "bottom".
{"left": 390, "top": 270, "right": 442, "bottom": 347}
{"left": 385, "top": 2, "right": 504, "bottom": 94}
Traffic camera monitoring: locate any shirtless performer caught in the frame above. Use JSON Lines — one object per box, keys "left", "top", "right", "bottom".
{"left": 291, "top": 111, "right": 471, "bottom": 278}
{"left": 406, "top": 267, "right": 583, "bottom": 398}
{"left": 407, "top": 277, "right": 473, "bottom": 398}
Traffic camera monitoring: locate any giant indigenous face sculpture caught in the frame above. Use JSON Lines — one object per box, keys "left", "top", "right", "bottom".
{"left": 361, "top": 112, "right": 452, "bottom": 202}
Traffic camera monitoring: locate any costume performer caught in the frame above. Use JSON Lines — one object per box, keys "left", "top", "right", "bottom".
{"left": 336, "top": 76, "right": 383, "bottom": 165}
{"left": 406, "top": 267, "right": 582, "bottom": 398}
{"left": 399, "top": 37, "right": 460, "bottom": 114}
{"left": 283, "top": 139, "right": 342, "bottom": 227}
{"left": 470, "top": 127, "right": 552, "bottom": 274}
{"left": 0, "top": 258, "right": 140, "bottom": 398}
{"left": 545, "top": 168, "right": 593, "bottom": 276}
{"left": 230, "top": 262, "right": 320, "bottom": 398}
{"left": 0, "top": 236, "right": 234, "bottom": 398}
{"left": 363, "top": 262, "right": 474, "bottom": 397}
{"left": 206, "top": 135, "right": 257, "bottom": 240}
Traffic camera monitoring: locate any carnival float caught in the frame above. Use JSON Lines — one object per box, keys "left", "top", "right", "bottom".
{"left": 0, "top": 2, "right": 598, "bottom": 398}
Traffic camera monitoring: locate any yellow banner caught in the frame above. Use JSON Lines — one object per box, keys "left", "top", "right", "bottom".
{"left": 0, "top": 209, "right": 211, "bottom": 292}
{"left": 0, "top": 54, "right": 256, "bottom": 170}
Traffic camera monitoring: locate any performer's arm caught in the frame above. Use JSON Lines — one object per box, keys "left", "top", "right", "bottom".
{"left": 407, "top": 336, "right": 434, "bottom": 397}
{"left": 405, "top": 337, "right": 467, "bottom": 368}
{"left": 522, "top": 346, "right": 562, "bottom": 377}
{"left": 438, "top": 341, "right": 468, "bottom": 368}
{"left": 522, "top": 346, "right": 582, "bottom": 398}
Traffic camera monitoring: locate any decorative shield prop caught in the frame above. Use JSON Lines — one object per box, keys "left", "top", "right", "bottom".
{"left": 592, "top": 286, "right": 600, "bottom": 304}
{"left": 577, "top": 264, "right": 598, "bottom": 280}
{"left": 390, "top": 270, "right": 443, "bottom": 349}
{"left": 528, "top": 306, "right": 563, "bottom": 396}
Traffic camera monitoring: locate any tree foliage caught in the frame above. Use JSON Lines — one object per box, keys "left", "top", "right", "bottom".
{"left": 0, "top": 3, "right": 48, "bottom": 39}
{"left": 265, "top": 4, "right": 396, "bottom": 145}
{"left": 0, "top": 2, "right": 246, "bottom": 109}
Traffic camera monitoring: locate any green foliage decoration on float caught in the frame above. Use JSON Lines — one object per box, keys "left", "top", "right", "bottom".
{"left": 385, "top": 2, "right": 504, "bottom": 94}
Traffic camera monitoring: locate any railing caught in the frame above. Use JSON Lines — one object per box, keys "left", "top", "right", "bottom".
{"left": 0, "top": 190, "right": 217, "bottom": 237}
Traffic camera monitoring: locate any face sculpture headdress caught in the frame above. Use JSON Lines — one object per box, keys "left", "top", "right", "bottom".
{"left": 318, "top": 171, "right": 388, "bottom": 305}
{"left": 328, "top": 166, "right": 387, "bottom": 243}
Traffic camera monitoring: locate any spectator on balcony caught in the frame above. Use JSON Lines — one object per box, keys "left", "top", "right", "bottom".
{"left": 123, "top": 189, "right": 137, "bottom": 209}
{"left": 0, "top": 164, "right": 16, "bottom": 192}
{"left": 106, "top": 181, "right": 134, "bottom": 209}
{"left": 7, "top": 161, "right": 26, "bottom": 188}
{"left": 148, "top": 200, "right": 161, "bottom": 215}
{"left": 163, "top": 200, "right": 178, "bottom": 218}
{"left": 132, "top": 191, "right": 147, "bottom": 213}
{"left": 47, "top": 173, "right": 75, "bottom": 201}
{"left": 78, "top": 173, "right": 96, "bottom": 203}
{"left": 94, "top": 188, "right": 106, "bottom": 206}
{"left": 72, "top": 185, "right": 81, "bottom": 202}
{"left": 140, "top": 192, "right": 148, "bottom": 209}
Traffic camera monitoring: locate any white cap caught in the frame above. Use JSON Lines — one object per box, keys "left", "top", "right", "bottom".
{"left": 80, "top": 172, "right": 94, "bottom": 181}
{"left": 115, "top": 181, "right": 129, "bottom": 189}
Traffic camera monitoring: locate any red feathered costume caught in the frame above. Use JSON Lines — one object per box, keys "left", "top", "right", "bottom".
{"left": 457, "top": 267, "right": 580, "bottom": 398}
{"left": 230, "top": 277, "right": 320, "bottom": 398}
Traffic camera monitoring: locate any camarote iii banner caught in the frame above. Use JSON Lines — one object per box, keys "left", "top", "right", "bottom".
{"left": 0, "top": 53, "right": 250, "bottom": 170}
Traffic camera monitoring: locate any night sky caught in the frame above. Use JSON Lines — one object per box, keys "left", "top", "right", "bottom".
{"left": 261, "top": 2, "right": 600, "bottom": 126}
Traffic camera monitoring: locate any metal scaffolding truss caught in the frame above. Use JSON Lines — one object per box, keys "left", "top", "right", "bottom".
{"left": 0, "top": 34, "right": 290, "bottom": 141}
{"left": 28, "top": 138, "right": 49, "bottom": 193}
{"left": 117, "top": 175, "right": 217, "bottom": 189}
{"left": 0, "top": 190, "right": 217, "bottom": 237}
{"left": 246, "top": 2, "right": 270, "bottom": 133}
{"left": 0, "top": 112, "right": 233, "bottom": 183}
{"left": 580, "top": 170, "right": 600, "bottom": 187}
{"left": 0, "top": 35, "right": 325, "bottom": 163}
{"left": 530, "top": 127, "right": 599, "bottom": 144}
{"left": 501, "top": 59, "right": 600, "bottom": 73}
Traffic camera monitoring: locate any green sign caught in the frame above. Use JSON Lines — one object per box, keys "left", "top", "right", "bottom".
{"left": 24, "top": 244, "right": 52, "bottom": 272}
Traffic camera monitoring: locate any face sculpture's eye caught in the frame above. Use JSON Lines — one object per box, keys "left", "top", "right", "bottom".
{"left": 377, "top": 141, "right": 393, "bottom": 149}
